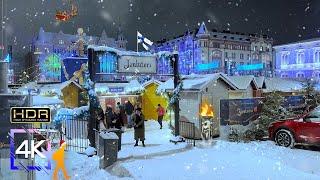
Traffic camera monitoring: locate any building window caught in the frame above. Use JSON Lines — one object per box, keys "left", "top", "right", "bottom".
{"left": 232, "top": 53, "right": 236, "bottom": 59}
{"left": 247, "top": 54, "right": 250, "bottom": 60}
{"left": 281, "top": 73, "right": 288, "bottom": 78}
{"left": 296, "top": 51, "right": 304, "bottom": 64}
{"left": 314, "top": 50, "right": 320, "bottom": 63}
{"left": 313, "top": 71, "right": 320, "bottom": 78}
{"left": 240, "top": 53, "right": 244, "bottom": 59}
{"left": 281, "top": 52, "right": 289, "bottom": 65}
{"left": 296, "top": 72, "right": 305, "bottom": 78}
{"left": 225, "top": 52, "right": 228, "bottom": 58}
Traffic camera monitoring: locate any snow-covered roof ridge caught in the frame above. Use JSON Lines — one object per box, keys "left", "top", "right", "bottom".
{"left": 61, "top": 80, "right": 83, "bottom": 90}
{"left": 254, "top": 76, "right": 266, "bottom": 89}
{"left": 125, "top": 79, "right": 144, "bottom": 93}
{"left": 227, "top": 75, "right": 258, "bottom": 90}
{"left": 87, "top": 45, "right": 155, "bottom": 57}
{"left": 157, "top": 73, "right": 238, "bottom": 93}
{"left": 264, "top": 78, "right": 303, "bottom": 93}
{"left": 142, "top": 79, "right": 162, "bottom": 87}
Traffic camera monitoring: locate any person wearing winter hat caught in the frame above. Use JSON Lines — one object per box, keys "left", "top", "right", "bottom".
{"left": 132, "top": 108, "right": 146, "bottom": 147}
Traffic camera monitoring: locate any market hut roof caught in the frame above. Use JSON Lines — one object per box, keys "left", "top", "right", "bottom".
{"left": 157, "top": 73, "right": 238, "bottom": 93}
{"left": 227, "top": 75, "right": 258, "bottom": 90}
{"left": 264, "top": 78, "right": 303, "bottom": 93}
{"left": 254, "top": 76, "right": 266, "bottom": 89}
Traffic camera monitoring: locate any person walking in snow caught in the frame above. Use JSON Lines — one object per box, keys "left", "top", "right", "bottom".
{"left": 125, "top": 101, "right": 134, "bottom": 128}
{"left": 156, "top": 104, "right": 165, "bottom": 129}
{"left": 132, "top": 108, "right": 145, "bottom": 147}
{"left": 111, "top": 109, "right": 124, "bottom": 129}
{"left": 105, "top": 105, "right": 114, "bottom": 129}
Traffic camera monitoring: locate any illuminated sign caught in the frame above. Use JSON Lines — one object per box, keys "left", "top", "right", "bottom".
{"left": 237, "top": 63, "right": 264, "bottom": 71}
{"left": 118, "top": 55, "right": 157, "bottom": 73}
{"left": 196, "top": 61, "right": 219, "bottom": 71}
{"left": 10, "top": 107, "right": 51, "bottom": 123}
{"left": 109, "top": 87, "right": 124, "bottom": 93}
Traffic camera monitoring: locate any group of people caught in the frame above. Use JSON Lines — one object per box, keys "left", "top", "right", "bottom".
{"left": 98, "top": 101, "right": 166, "bottom": 147}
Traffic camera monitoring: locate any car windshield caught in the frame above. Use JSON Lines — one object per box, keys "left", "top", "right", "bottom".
{"left": 307, "top": 107, "right": 320, "bottom": 122}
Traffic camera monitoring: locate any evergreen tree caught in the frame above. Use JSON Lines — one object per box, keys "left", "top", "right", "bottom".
{"left": 302, "top": 79, "right": 320, "bottom": 110}
{"left": 255, "top": 91, "right": 288, "bottom": 134}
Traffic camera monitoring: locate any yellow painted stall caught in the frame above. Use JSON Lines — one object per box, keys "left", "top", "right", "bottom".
{"left": 142, "top": 80, "right": 168, "bottom": 120}
{"left": 61, "top": 81, "right": 84, "bottom": 108}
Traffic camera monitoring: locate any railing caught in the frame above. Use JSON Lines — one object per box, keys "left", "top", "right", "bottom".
{"left": 56, "top": 114, "right": 89, "bottom": 153}
{"left": 179, "top": 121, "right": 196, "bottom": 146}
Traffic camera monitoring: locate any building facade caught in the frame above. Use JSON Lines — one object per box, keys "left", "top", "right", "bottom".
{"left": 274, "top": 38, "right": 320, "bottom": 80}
{"left": 28, "top": 27, "right": 127, "bottom": 83}
{"left": 152, "top": 22, "right": 273, "bottom": 77}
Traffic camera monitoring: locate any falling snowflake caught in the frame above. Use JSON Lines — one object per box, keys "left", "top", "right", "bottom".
{"left": 154, "top": 13, "right": 157, "bottom": 16}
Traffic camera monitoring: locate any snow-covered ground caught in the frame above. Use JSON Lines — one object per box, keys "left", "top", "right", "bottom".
{"left": 35, "top": 121, "right": 320, "bottom": 180}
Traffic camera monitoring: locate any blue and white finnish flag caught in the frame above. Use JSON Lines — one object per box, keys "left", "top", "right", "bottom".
{"left": 137, "top": 31, "right": 153, "bottom": 51}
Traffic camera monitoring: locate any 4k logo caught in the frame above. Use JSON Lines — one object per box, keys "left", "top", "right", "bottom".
{"left": 15, "top": 140, "right": 46, "bottom": 158}
{"left": 10, "top": 129, "right": 51, "bottom": 171}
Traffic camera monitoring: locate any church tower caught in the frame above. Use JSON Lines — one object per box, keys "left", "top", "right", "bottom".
{"left": 116, "top": 26, "right": 127, "bottom": 50}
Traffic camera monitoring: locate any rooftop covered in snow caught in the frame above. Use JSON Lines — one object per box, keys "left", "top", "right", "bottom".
{"left": 227, "top": 75, "right": 258, "bottom": 90}
{"left": 264, "top": 78, "right": 303, "bottom": 93}
{"left": 157, "top": 73, "right": 238, "bottom": 93}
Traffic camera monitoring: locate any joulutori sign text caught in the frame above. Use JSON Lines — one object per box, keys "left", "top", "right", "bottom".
{"left": 118, "top": 55, "right": 157, "bottom": 73}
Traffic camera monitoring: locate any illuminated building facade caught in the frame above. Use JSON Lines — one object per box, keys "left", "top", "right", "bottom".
{"left": 28, "top": 27, "right": 127, "bottom": 83}
{"left": 152, "top": 22, "right": 274, "bottom": 77}
{"left": 274, "top": 38, "right": 320, "bottom": 80}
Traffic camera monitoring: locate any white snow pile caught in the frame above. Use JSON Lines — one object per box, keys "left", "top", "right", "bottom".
{"left": 54, "top": 106, "right": 89, "bottom": 122}
{"left": 84, "top": 146, "right": 97, "bottom": 156}
{"left": 32, "top": 95, "right": 63, "bottom": 106}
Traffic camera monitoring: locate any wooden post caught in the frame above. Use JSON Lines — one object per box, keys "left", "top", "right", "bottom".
{"left": 172, "top": 52, "right": 180, "bottom": 136}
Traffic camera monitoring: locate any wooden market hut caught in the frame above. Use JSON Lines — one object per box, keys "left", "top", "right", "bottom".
{"left": 141, "top": 79, "right": 168, "bottom": 120}
{"left": 157, "top": 73, "right": 238, "bottom": 139}
{"left": 61, "top": 80, "right": 85, "bottom": 108}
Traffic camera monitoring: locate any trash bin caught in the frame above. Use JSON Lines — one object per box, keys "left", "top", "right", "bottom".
{"left": 107, "top": 128, "right": 124, "bottom": 151}
{"left": 98, "top": 132, "right": 118, "bottom": 168}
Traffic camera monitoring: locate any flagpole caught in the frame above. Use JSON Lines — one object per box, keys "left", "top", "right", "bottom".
{"left": 136, "top": 30, "right": 139, "bottom": 53}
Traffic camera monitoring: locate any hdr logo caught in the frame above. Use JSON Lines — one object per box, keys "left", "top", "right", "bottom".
{"left": 10, "top": 107, "right": 51, "bottom": 123}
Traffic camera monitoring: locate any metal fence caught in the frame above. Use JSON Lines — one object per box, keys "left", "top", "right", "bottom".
{"left": 57, "top": 114, "right": 89, "bottom": 153}
{"left": 179, "top": 121, "right": 196, "bottom": 146}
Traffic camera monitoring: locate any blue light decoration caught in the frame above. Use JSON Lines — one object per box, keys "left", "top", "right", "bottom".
{"left": 237, "top": 63, "right": 264, "bottom": 71}
{"left": 196, "top": 61, "right": 219, "bottom": 71}
{"left": 99, "top": 52, "right": 117, "bottom": 74}
{"left": 4, "top": 54, "right": 11, "bottom": 62}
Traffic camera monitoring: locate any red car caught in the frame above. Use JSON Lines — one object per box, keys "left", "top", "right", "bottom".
{"left": 268, "top": 108, "right": 320, "bottom": 148}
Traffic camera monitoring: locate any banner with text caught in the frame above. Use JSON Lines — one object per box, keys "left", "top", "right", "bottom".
{"left": 117, "top": 55, "right": 157, "bottom": 74}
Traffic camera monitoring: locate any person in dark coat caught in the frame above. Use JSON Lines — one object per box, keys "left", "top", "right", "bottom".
{"left": 111, "top": 109, "right": 124, "bottom": 129}
{"left": 125, "top": 101, "right": 134, "bottom": 128}
{"left": 132, "top": 108, "right": 145, "bottom": 147}
{"left": 105, "top": 105, "right": 114, "bottom": 129}
{"left": 117, "top": 102, "right": 127, "bottom": 125}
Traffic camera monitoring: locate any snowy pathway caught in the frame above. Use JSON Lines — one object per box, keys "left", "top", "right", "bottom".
{"left": 36, "top": 121, "right": 320, "bottom": 180}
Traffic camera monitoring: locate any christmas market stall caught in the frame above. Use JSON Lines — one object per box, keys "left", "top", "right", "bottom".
{"left": 141, "top": 79, "right": 168, "bottom": 120}
{"left": 157, "top": 73, "right": 238, "bottom": 139}
{"left": 95, "top": 80, "right": 144, "bottom": 113}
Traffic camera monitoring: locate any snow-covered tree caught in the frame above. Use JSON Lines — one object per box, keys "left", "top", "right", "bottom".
{"left": 302, "top": 79, "right": 320, "bottom": 110}
{"left": 255, "top": 91, "right": 288, "bottom": 134}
